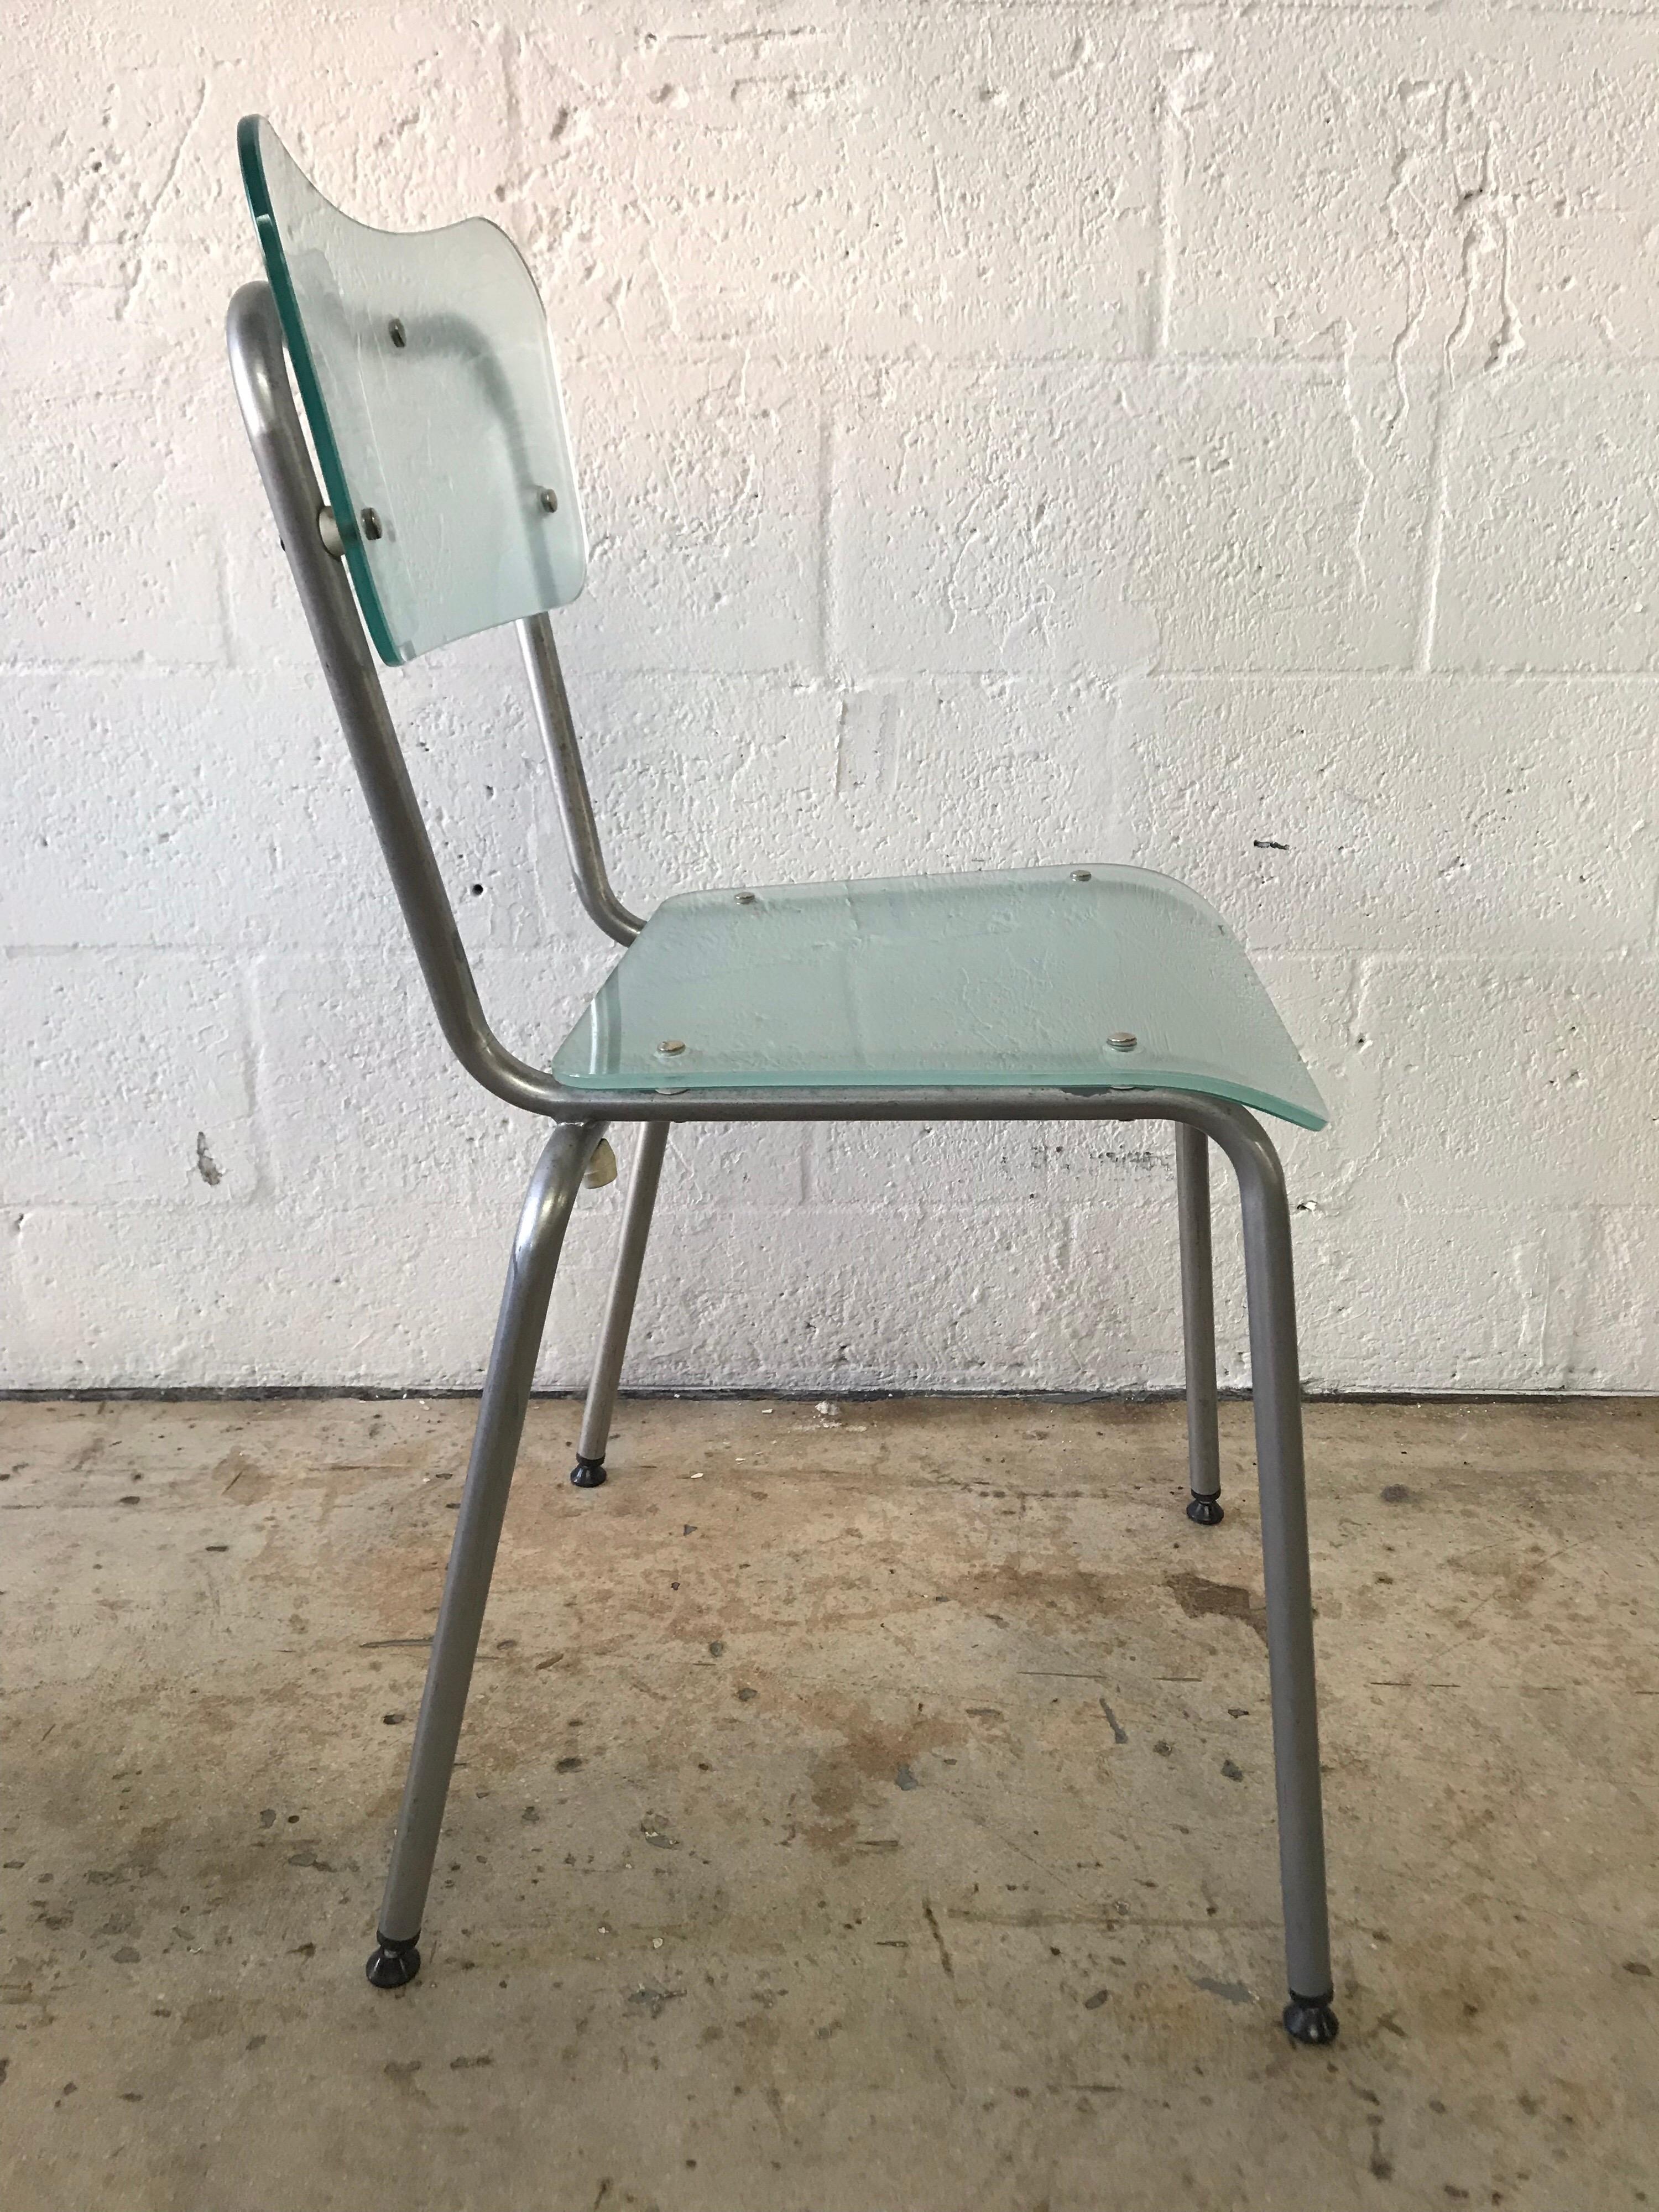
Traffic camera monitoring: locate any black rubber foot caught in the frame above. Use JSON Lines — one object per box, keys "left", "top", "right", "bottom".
{"left": 570, "top": 1457, "right": 607, "bottom": 1489}
{"left": 1282, "top": 1992, "right": 1339, "bottom": 2045}
{"left": 366, "top": 1933, "right": 421, "bottom": 1989}
{"left": 1186, "top": 1493, "right": 1224, "bottom": 1526}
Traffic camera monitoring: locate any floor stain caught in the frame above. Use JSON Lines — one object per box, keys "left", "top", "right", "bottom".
{"left": 800, "top": 1698, "right": 963, "bottom": 1854}
{"left": 1166, "top": 1571, "right": 1267, "bottom": 1645}
{"left": 7, "top": 1393, "right": 1658, "bottom": 2208}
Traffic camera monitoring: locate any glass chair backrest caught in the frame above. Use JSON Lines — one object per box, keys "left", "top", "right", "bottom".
{"left": 238, "top": 117, "right": 586, "bottom": 666}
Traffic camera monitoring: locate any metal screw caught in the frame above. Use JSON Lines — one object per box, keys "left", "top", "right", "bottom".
{"left": 1108, "top": 1031, "right": 1138, "bottom": 1052}
{"left": 539, "top": 487, "right": 559, "bottom": 513}
{"left": 388, "top": 317, "right": 406, "bottom": 348}
{"left": 359, "top": 508, "right": 383, "bottom": 540}
{"left": 1071, "top": 868, "right": 1092, "bottom": 883}
{"left": 656, "top": 1039, "right": 687, "bottom": 1056}
{"left": 735, "top": 891, "right": 756, "bottom": 905}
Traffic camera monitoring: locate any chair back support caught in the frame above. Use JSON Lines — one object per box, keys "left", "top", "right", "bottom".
{"left": 238, "top": 116, "right": 587, "bottom": 666}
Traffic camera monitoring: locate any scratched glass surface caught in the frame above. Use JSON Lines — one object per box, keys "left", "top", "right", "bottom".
{"left": 554, "top": 865, "right": 1327, "bottom": 1127}
{"left": 240, "top": 116, "right": 586, "bottom": 665}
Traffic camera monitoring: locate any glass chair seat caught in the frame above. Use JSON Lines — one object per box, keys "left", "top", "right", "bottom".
{"left": 552, "top": 865, "right": 1327, "bottom": 1128}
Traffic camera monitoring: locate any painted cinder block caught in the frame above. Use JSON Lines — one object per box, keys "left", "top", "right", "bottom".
{"left": 1170, "top": 12, "right": 1659, "bottom": 367}
{"left": 511, "top": 11, "right": 1162, "bottom": 360}
{"left": 1112, "top": 677, "right": 1659, "bottom": 959}
{"left": 1361, "top": 956, "right": 1659, "bottom": 1212}
{"left": 4, "top": 4, "right": 1657, "bottom": 1389}
{"left": 1434, "top": 368, "right": 1659, "bottom": 672}
{"left": 1, "top": 951, "right": 258, "bottom": 1207}
{"left": 831, "top": 361, "right": 1431, "bottom": 680}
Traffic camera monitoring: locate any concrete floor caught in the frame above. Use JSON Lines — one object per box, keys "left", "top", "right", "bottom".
{"left": 3, "top": 1395, "right": 1656, "bottom": 2210}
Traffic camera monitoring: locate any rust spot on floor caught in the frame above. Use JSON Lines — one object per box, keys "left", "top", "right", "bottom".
{"left": 1166, "top": 1571, "right": 1266, "bottom": 1644}
{"left": 964, "top": 1558, "right": 1139, "bottom": 1629}
{"left": 798, "top": 1696, "right": 964, "bottom": 1855}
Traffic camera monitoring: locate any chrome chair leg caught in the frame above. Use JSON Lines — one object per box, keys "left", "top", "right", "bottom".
{"left": 570, "top": 1120, "right": 669, "bottom": 1488}
{"left": 1223, "top": 1109, "right": 1337, "bottom": 2045}
{"left": 367, "top": 1120, "right": 607, "bottom": 1989}
{"left": 1176, "top": 1123, "right": 1223, "bottom": 1525}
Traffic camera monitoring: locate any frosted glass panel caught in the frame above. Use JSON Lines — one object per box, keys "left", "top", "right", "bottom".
{"left": 239, "top": 116, "right": 586, "bottom": 665}
{"left": 554, "top": 866, "right": 1328, "bottom": 1128}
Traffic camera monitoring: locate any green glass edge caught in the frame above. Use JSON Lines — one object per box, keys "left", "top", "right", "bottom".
{"left": 552, "top": 1048, "right": 1328, "bottom": 1130}
{"left": 237, "top": 117, "right": 407, "bottom": 666}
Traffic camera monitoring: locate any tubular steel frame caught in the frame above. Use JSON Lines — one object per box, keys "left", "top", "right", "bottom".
{"left": 227, "top": 279, "right": 1337, "bottom": 2039}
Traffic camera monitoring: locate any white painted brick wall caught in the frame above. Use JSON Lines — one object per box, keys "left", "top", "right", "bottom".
{"left": 4, "top": 1, "right": 1658, "bottom": 1393}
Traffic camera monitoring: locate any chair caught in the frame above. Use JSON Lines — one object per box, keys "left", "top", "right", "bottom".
{"left": 225, "top": 116, "right": 1339, "bottom": 2046}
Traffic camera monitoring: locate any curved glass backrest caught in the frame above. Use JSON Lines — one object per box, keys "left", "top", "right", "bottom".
{"left": 238, "top": 117, "right": 587, "bottom": 665}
